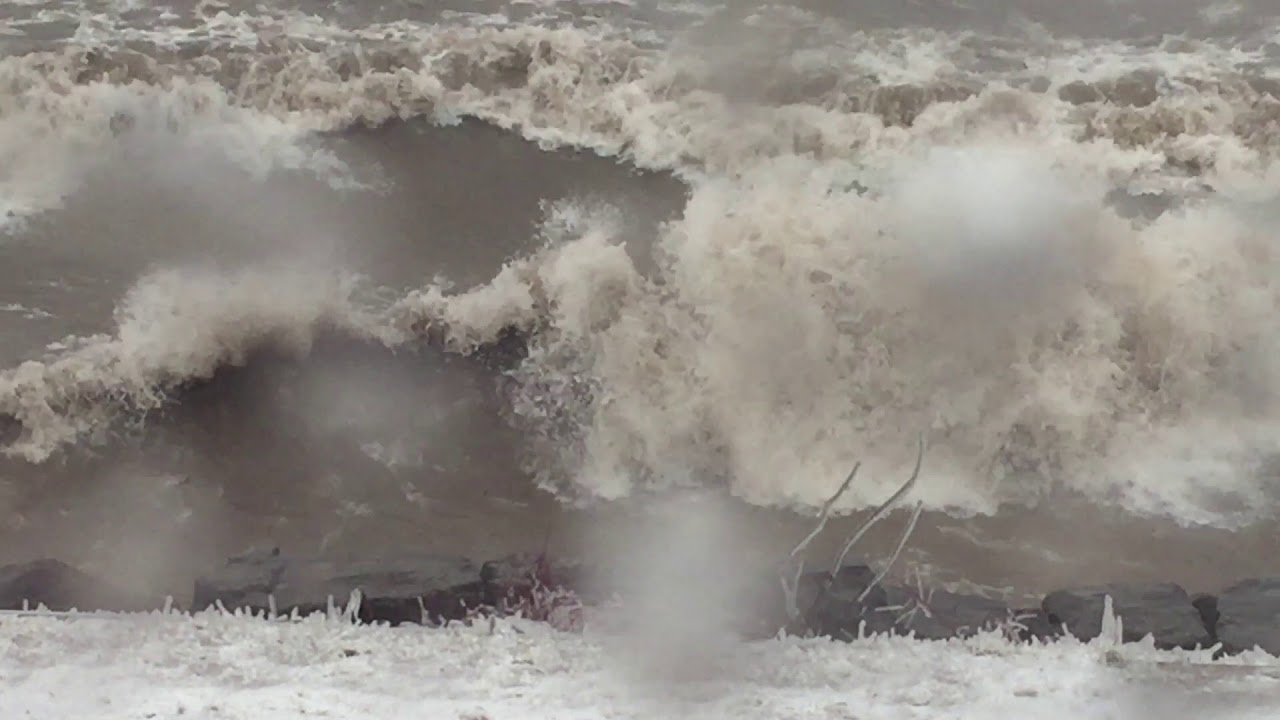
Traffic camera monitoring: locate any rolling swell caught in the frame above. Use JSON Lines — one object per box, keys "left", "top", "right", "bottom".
{"left": 0, "top": 109, "right": 687, "bottom": 597}
{"left": 0, "top": 111, "right": 688, "bottom": 459}
{"left": 0, "top": 331, "right": 551, "bottom": 600}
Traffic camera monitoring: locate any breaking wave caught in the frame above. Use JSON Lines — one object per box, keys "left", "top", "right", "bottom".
{"left": 4, "top": 6, "right": 1280, "bottom": 529}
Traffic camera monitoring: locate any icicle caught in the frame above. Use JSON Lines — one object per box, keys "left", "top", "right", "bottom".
{"left": 344, "top": 589, "right": 363, "bottom": 624}
{"left": 1099, "top": 594, "right": 1123, "bottom": 647}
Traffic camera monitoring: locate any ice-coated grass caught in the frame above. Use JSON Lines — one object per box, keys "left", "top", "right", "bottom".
{"left": 1, "top": 604, "right": 1278, "bottom": 719}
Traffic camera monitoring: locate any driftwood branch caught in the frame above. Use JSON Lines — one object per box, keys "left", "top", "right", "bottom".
{"left": 780, "top": 462, "right": 860, "bottom": 623}
{"left": 779, "top": 434, "right": 927, "bottom": 628}
{"left": 790, "top": 462, "right": 860, "bottom": 563}
{"left": 830, "top": 435, "right": 925, "bottom": 575}
{"left": 857, "top": 500, "right": 923, "bottom": 603}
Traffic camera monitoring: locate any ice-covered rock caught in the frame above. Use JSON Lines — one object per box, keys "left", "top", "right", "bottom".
{"left": 1041, "top": 582, "right": 1212, "bottom": 650}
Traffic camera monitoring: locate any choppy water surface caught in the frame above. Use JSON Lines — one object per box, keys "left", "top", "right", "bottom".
{"left": 2, "top": 0, "right": 1280, "bottom": 600}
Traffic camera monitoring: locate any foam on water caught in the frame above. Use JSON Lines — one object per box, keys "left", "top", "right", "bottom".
{"left": 3, "top": 6, "right": 1280, "bottom": 527}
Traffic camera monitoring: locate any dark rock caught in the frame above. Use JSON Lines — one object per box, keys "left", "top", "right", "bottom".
{"left": 1041, "top": 583, "right": 1212, "bottom": 650}
{"left": 1015, "top": 607, "right": 1065, "bottom": 643}
{"left": 312, "top": 557, "right": 484, "bottom": 625}
{"left": 1191, "top": 593, "right": 1220, "bottom": 643}
{"left": 475, "top": 553, "right": 593, "bottom": 632}
{"left": 874, "top": 586, "right": 1011, "bottom": 640}
{"left": 478, "top": 553, "right": 596, "bottom": 606}
{"left": 0, "top": 559, "right": 153, "bottom": 612}
{"left": 1215, "top": 578, "right": 1280, "bottom": 656}
{"left": 798, "top": 564, "right": 892, "bottom": 640}
{"left": 193, "top": 551, "right": 483, "bottom": 625}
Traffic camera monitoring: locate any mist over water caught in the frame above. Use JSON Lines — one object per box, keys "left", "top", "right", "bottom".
{"left": 2, "top": 0, "right": 1280, "bottom": 600}
{"left": 595, "top": 494, "right": 756, "bottom": 686}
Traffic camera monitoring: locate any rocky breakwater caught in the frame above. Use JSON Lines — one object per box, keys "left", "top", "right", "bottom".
{"left": 781, "top": 569, "right": 1280, "bottom": 656}
{"left": 187, "top": 548, "right": 593, "bottom": 630}
{"left": 3, "top": 551, "right": 1278, "bottom": 658}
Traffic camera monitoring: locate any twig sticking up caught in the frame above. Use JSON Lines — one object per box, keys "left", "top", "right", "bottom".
{"left": 857, "top": 500, "right": 924, "bottom": 603}
{"left": 780, "top": 462, "right": 861, "bottom": 622}
{"left": 830, "top": 434, "right": 925, "bottom": 576}
{"left": 789, "top": 462, "right": 861, "bottom": 563}
{"left": 778, "top": 434, "right": 927, "bottom": 628}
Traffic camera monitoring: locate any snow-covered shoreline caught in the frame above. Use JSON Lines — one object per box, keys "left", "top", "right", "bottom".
{"left": 2, "top": 609, "right": 1278, "bottom": 719}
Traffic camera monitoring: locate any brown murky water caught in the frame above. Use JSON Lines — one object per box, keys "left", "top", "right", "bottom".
{"left": 3, "top": 0, "right": 1280, "bottom": 606}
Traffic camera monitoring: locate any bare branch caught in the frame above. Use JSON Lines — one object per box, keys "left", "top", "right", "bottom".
{"left": 779, "top": 564, "right": 801, "bottom": 623}
{"left": 777, "top": 434, "right": 927, "bottom": 633}
{"left": 790, "top": 462, "right": 860, "bottom": 562}
{"left": 780, "top": 462, "right": 860, "bottom": 623}
{"left": 857, "top": 500, "right": 924, "bottom": 603}
{"left": 830, "top": 434, "right": 925, "bottom": 576}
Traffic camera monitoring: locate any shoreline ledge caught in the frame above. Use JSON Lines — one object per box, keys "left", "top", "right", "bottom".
{"left": 3, "top": 552, "right": 1278, "bottom": 657}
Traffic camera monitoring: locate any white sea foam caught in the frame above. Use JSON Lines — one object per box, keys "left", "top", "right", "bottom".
{"left": 2, "top": 8, "right": 1280, "bottom": 526}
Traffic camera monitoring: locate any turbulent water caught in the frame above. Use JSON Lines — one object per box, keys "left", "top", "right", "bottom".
{"left": 3, "top": 0, "right": 1280, "bottom": 599}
